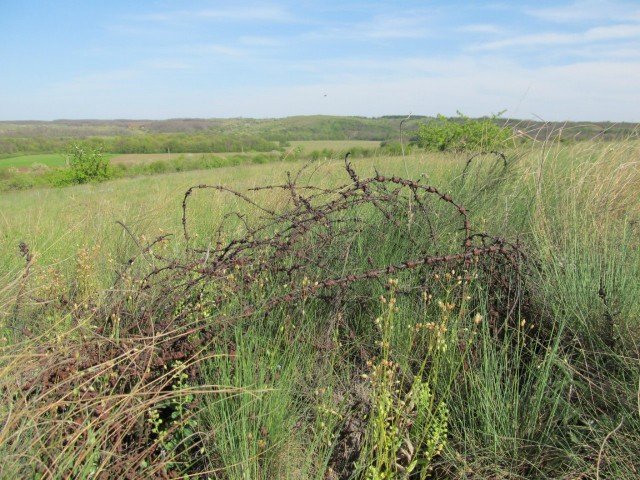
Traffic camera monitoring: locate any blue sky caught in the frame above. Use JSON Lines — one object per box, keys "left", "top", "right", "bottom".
{"left": 1, "top": 0, "right": 639, "bottom": 121}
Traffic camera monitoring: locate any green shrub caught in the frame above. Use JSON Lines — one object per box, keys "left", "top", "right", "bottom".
{"left": 47, "top": 169, "right": 78, "bottom": 187}
{"left": 65, "top": 143, "right": 112, "bottom": 183}
{"left": 418, "top": 112, "right": 511, "bottom": 152}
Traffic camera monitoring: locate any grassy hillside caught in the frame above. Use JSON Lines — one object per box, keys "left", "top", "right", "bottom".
{"left": 1, "top": 140, "right": 639, "bottom": 478}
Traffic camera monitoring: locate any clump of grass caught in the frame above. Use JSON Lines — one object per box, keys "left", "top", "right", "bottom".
{"left": 434, "top": 136, "right": 640, "bottom": 479}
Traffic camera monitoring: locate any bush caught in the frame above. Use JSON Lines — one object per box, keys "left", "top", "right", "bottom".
{"left": 47, "top": 169, "right": 78, "bottom": 187}
{"left": 65, "top": 143, "right": 112, "bottom": 183}
{"left": 418, "top": 112, "right": 511, "bottom": 152}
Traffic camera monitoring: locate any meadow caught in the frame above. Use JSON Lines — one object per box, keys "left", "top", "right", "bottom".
{"left": 0, "top": 140, "right": 393, "bottom": 192}
{"left": 1, "top": 138, "right": 639, "bottom": 479}
{"left": 0, "top": 154, "right": 69, "bottom": 169}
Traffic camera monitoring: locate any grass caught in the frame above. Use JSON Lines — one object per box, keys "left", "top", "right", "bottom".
{"left": 1, "top": 139, "right": 640, "bottom": 478}
{"left": 0, "top": 141, "right": 381, "bottom": 171}
{"left": 109, "top": 151, "right": 295, "bottom": 166}
{"left": 0, "top": 154, "right": 69, "bottom": 169}
{"left": 0, "top": 153, "right": 453, "bottom": 277}
{"left": 0, "top": 153, "right": 121, "bottom": 170}
{"left": 289, "top": 140, "right": 382, "bottom": 151}
{"left": 0, "top": 140, "right": 404, "bottom": 193}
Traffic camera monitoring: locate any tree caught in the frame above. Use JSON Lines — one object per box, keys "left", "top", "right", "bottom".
{"left": 65, "top": 143, "right": 111, "bottom": 183}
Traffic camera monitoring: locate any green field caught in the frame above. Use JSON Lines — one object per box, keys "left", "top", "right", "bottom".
{"left": 1, "top": 141, "right": 640, "bottom": 478}
{"left": 0, "top": 153, "right": 120, "bottom": 170}
{"left": 0, "top": 142, "right": 381, "bottom": 170}
{"left": 0, "top": 153, "right": 68, "bottom": 169}
{"left": 289, "top": 139, "right": 382, "bottom": 151}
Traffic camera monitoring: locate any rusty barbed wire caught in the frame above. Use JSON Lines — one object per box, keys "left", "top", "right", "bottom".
{"left": 6, "top": 155, "right": 525, "bottom": 478}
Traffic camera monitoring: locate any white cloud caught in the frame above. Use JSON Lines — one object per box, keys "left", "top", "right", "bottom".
{"left": 201, "top": 44, "right": 249, "bottom": 58}
{"left": 303, "top": 11, "right": 439, "bottom": 42}
{"left": 362, "top": 15, "right": 433, "bottom": 39}
{"left": 587, "top": 23, "right": 640, "bottom": 40}
{"left": 456, "top": 24, "right": 502, "bottom": 35}
{"left": 525, "top": 0, "right": 640, "bottom": 23}
{"left": 195, "top": 6, "right": 295, "bottom": 22}
{"left": 144, "top": 60, "right": 193, "bottom": 70}
{"left": 141, "top": 6, "right": 296, "bottom": 24}
{"left": 472, "top": 23, "right": 640, "bottom": 50}
{"left": 239, "top": 36, "right": 283, "bottom": 47}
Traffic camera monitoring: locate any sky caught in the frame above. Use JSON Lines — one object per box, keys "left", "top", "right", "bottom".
{"left": 1, "top": 0, "right": 639, "bottom": 121}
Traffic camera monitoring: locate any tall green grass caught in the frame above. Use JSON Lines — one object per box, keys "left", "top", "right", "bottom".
{"left": 440, "top": 139, "right": 640, "bottom": 478}
{"left": 1, "top": 141, "right": 639, "bottom": 478}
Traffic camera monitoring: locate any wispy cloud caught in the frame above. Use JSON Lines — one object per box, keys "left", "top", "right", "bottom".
{"left": 200, "top": 44, "right": 250, "bottom": 58}
{"left": 196, "top": 6, "right": 295, "bottom": 22}
{"left": 239, "top": 36, "right": 283, "bottom": 47}
{"left": 141, "top": 6, "right": 296, "bottom": 24}
{"left": 525, "top": 0, "right": 640, "bottom": 23}
{"left": 303, "top": 12, "right": 437, "bottom": 43}
{"left": 456, "top": 24, "right": 502, "bottom": 35}
{"left": 472, "top": 23, "right": 640, "bottom": 50}
{"left": 143, "top": 60, "right": 193, "bottom": 70}
{"left": 361, "top": 14, "right": 435, "bottom": 39}
{"left": 587, "top": 23, "right": 640, "bottom": 40}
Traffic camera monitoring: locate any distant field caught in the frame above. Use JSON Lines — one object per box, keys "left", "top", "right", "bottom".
{"left": 0, "top": 152, "right": 241, "bottom": 169}
{"left": 0, "top": 153, "right": 117, "bottom": 170}
{"left": 0, "top": 154, "right": 67, "bottom": 169}
{"left": 109, "top": 141, "right": 385, "bottom": 166}
{"left": 290, "top": 140, "right": 381, "bottom": 151}
{"left": 109, "top": 152, "right": 206, "bottom": 165}
{"left": 0, "top": 142, "right": 382, "bottom": 170}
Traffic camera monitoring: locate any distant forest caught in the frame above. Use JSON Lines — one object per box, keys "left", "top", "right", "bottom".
{"left": 1, "top": 115, "right": 637, "bottom": 156}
